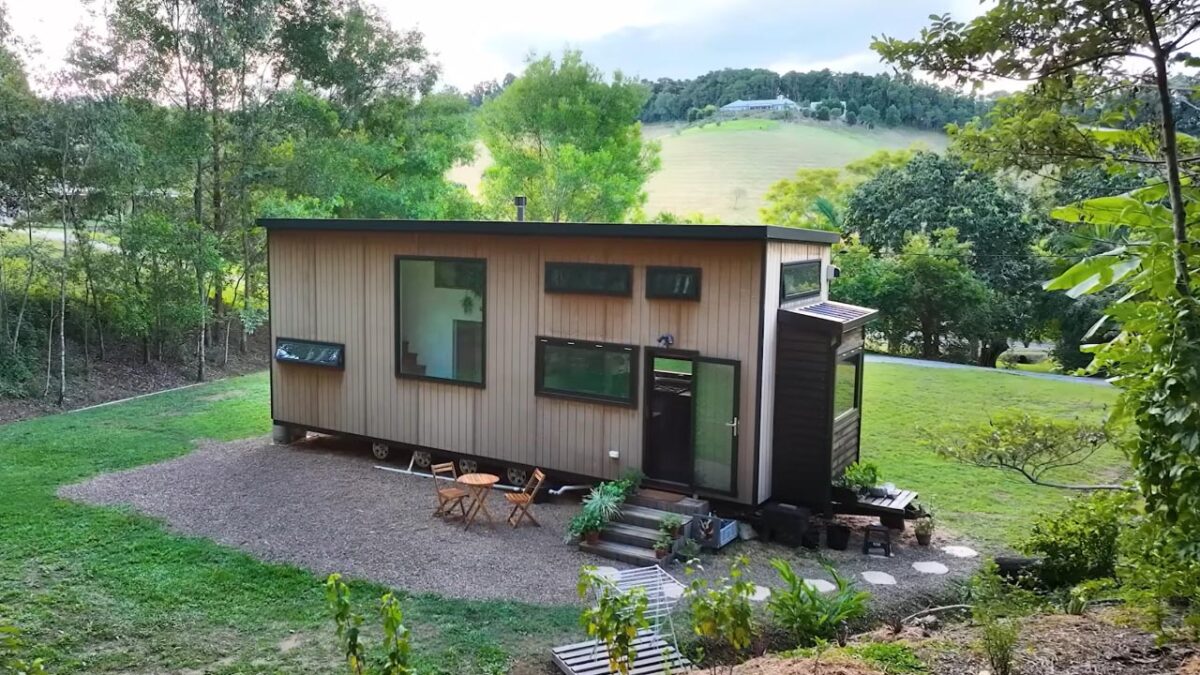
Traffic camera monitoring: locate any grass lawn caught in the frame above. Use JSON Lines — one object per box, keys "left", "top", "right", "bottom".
{"left": 861, "top": 363, "right": 1121, "bottom": 547}
{"left": 0, "top": 372, "right": 576, "bottom": 674}
{"left": 0, "top": 361, "right": 1122, "bottom": 671}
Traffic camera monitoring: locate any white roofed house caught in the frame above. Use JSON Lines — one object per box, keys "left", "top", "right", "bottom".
{"left": 720, "top": 95, "right": 800, "bottom": 114}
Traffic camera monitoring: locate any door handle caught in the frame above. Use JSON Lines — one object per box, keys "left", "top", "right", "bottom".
{"left": 726, "top": 417, "right": 739, "bottom": 437}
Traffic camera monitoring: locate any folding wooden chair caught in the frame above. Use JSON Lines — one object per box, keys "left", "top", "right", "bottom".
{"left": 504, "top": 468, "right": 546, "bottom": 528}
{"left": 431, "top": 462, "right": 469, "bottom": 519}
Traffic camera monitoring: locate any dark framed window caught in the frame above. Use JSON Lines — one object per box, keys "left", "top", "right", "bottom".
{"left": 646, "top": 266, "right": 701, "bottom": 300}
{"left": 275, "top": 338, "right": 345, "bottom": 369}
{"left": 535, "top": 337, "right": 639, "bottom": 407}
{"left": 545, "top": 262, "right": 632, "bottom": 296}
{"left": 395, "top": 256, "right": 486, "bottom": 386}
{"left": 833, "top": 351, "right": 861, "bottom": 419}
{"left": 780, "top": 260, "right": 822, "bottom": 302}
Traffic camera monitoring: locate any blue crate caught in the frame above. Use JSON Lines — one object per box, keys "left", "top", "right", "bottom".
{"left": 696, "top": 516, "right": 738, "bottom": 550}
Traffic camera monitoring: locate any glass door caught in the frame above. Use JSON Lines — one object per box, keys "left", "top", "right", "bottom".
{"left": 691, "top": 357, "right": 739, "bottom": 494}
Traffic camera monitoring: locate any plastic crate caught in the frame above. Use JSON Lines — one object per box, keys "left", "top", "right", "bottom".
{"left": 696, "top": 516, "right": 738, "bottom": 550}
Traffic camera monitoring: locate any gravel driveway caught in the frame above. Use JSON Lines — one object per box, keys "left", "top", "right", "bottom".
{"left": 60, "top": 435, "right": 979, "bottom": 611}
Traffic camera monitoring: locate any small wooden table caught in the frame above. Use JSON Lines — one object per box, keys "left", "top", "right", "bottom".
{"left": 457, "top": 473, "right": 500, "bottom": 530}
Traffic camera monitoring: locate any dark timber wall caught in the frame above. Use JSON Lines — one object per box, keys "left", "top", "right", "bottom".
{"left": 770, "top": 320, "right": 835, "bottom": 508}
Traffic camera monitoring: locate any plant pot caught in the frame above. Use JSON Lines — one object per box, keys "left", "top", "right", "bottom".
{"left": 671, "top": 526, "right": 683, "bottom": 537}
{"left": 655, "top": 548, "right": 669, "bottom": 559}
{"left": 584, "top": 531, "right": 601, "bottom": 545}
{"left": 916, "top": 532, "right": 932, "bottom": 546}
{"left": 826, "top": 524, "right": 851, "bottom": 551}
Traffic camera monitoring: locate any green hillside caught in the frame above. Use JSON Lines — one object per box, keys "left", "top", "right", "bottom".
{"left": 448, "top": 118, "right": 947, "bottom": 223}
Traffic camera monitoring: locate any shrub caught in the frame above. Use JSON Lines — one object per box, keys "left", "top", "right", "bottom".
{"left": 1019, "top": 491, "right": 1132, "bottom": 588}
{"left": 1, "top": 624, "right": 48, "bottom": 675}
{"left": 766, "top": 560, "right": 870, "bottom": 647}
{"left": 684, "top": 555, "right": 757, "bottom": 670}
{"left": 578, "top": 567, "right": 650, "bottom": 675}
{"left": 980, "top": 617, "right": 1019, "bottom": 675}
{"left": 325, "top": 573, "right": 413, "bottom": 675}
{"left": 1116, "top": 516, "right": 1200, "bottom": 640}
{"left": 968, "top": 560, "right": 1043, "bottom": 622}
{"left": 846, "top": 642, "right": 925, "bottom": 673}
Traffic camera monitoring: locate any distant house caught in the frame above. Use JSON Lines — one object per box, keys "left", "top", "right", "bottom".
{"left": 720, "top": 95, "right": 800, "bottom": 114}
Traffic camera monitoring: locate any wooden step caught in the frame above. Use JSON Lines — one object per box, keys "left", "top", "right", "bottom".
{"left": 579, "top": 539, "right": 664, "bottom": 566}
{"left": 627, "top": 489, "right": 711, "bottom": 516}
{"left": 614, "top": 504, "right": 692, "bottom": 531}
{"left": 600, "top": 521, "right": 661, "bottom": 548}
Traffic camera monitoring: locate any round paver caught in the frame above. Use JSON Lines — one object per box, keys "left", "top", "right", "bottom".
{"left": 749, "top": 584, "right": 772, "bottom": 602}
{"left": 803, "top": 578, "right": 836, "bottom": 593}
{"left": 941, "top": 545, "right": 979, "bottom": 559}
{"left": 663, "top": 582, "right": 685, "bottom": 600}
{"left": 912, "top": 561, "right": 949, "bottom": 575}
{"left": 593, "top": 566, "right": 620, "bottom": 581}
{"left": 861, "top": 571, "right": 897, "bottom": 586}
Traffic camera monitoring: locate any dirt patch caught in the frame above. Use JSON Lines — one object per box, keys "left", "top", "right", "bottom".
{"left": 735, "top": 654, "right": 882, "bottom": 675}
{"left": 918, "top": 611, "right": 1196, "bottom": 675}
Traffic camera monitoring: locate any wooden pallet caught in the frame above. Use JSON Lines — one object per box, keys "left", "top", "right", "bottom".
{"left": 552, "top": 630, "right": 691, "bottom": 675}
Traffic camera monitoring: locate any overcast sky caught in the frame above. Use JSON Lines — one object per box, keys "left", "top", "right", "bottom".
{"left": 8, "top": 0, "right": 990, "bottom": 90}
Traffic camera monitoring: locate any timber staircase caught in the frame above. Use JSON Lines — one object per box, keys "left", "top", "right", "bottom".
{"left": 578, "top": 490, "right": 710, "bottom": 565}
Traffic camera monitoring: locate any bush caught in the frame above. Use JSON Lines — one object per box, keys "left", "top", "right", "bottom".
{"left": 968, "top": 560, "right": 1043, "bottom": 622}
{"left": 1019, "top": 491, "right": 1132, "bottom": 588}
{"left": 766, "top": 560, "right": 870, "bottom": 647}
{"left": 684, "top": 556, "right": 757, "bottom": 666}
{"left": 325, "top": 573, "right": 413, "bottom": 675}
{"left": 980, "top": 617, "right": 1019, "bottom": 675}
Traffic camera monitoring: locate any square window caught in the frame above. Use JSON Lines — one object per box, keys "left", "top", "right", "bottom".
{"left": 545, "top": 262, "right": 632, "bottom": 296}
{"left": 395, "top": 257, "right": 485, "bottom": 385}
{"left": 535, "top": 337, "right": 638, "bottom": 406}
{"left": 646, "top": 266, "right": 701, "bottom": 300}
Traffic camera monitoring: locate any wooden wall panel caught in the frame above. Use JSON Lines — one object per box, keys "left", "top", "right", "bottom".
{"left": 270, "top": 230, "right": 795, "bottom": 504}
{"left": 757, "top": 240, "right": 830, "bottom": 502}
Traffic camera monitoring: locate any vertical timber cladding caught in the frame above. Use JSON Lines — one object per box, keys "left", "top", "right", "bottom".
{"left": 270, "top": 230, "right": 765, "bottom": 503}
{"left": 757, "top": 240, "right": 831, "bottom": 503}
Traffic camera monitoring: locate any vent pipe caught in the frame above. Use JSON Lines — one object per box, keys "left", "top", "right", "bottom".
{"left": 513, "top": 195, "right": 527, "bottom": 221}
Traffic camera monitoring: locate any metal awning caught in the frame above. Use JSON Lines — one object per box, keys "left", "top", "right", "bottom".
{"left": 778, "top": 300, "right": 879, "bottom": 333}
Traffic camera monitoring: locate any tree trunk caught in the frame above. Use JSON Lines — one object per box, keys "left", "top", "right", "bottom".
{"left": 43, "top": 302, "right": 55, "bottom": 398}
{"left": 978, "top": 338, "right": 1008, "bottom": 368}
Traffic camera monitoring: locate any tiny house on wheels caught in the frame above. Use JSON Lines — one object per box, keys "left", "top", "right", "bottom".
{"left": 262, "top": 218, "right": 878, "bottom": 511}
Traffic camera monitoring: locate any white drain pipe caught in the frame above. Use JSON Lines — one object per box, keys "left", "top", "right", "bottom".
{"left": 373, "top": 464, "right": 521, "bottom": 492}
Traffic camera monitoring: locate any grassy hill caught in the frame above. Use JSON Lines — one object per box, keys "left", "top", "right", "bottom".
{"left": 448, "top": 118, "right": 948, "bottom": 223}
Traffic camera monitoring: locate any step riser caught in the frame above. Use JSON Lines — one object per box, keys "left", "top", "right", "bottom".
{"left": 626, "top": 491, "right": 711, "bottom": 516}
{"left": 579, "top": 541, "right": 665, "bottom": 566}
{"left": 601, "top": 528, "right": 658, "bottom": 548}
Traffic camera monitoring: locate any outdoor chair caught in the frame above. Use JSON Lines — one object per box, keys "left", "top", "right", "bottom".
{"left": 431, "top": 462, "right": 469, "bottom": 519}
{"left": 504, "top": 468, "right": 546, "bottom": 528}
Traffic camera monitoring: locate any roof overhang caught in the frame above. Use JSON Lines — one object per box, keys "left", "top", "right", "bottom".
{"left": 257, "top": 218, "right": 841, "bottom": 245}
{"left": 778, "top": 300, "right": 879, "bottom": 334}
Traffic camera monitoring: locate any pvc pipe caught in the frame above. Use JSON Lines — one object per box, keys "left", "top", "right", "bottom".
{"left": 549, "top": 484, "right": 592, "bottom": 496}
{"left": 373, "top": 464, "right": 521, "bottom": 492}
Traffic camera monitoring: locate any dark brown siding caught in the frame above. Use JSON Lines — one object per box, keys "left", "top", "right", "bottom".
{"left": 770, "top": 319, "right": 834, "bottom": 508}
{"left": 831, "top": 410, "right": 860, "bottom": 477}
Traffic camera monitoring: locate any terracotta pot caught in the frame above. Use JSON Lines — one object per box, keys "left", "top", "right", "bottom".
{"left": 655, "top": 548, "right": 669, "bottom": 559}
{"left": 916, "top": 532, "right": 932, "bottom": 546}
{"left": 585, "top": 531, "right": 601, "bottom": 545}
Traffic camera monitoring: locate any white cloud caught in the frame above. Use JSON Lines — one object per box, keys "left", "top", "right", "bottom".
{"left": 766, "top": 50, "right": 884, "bottom": 76}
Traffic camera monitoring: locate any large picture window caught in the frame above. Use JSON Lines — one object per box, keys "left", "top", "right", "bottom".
{"left": 545, "top": 262, "right": 632, "bottom": 296}
{"left": 535, "top": 337, "right": 638, "bottom": 406}
{"left": 275, "top": 338, "right": 344, "bottom": 369}
{"left": 646, "top": 266, "right": 701, "bottom": 300}
{"left": 395, "top": 257, "right": 485, "bottom": 385}
{"left": 833, "top": 351, "right": 861, "bottom": 419}
{"left": 780, "top": 260, "right": 822, "bottom": 302}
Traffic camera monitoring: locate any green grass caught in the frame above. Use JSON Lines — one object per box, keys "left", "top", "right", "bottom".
{"left": 0, "top": 372, "right": 576, "bottom": 674}
{"left": 862, "top": 363, "right": 1121, "bottom": 547}
{"left": 0, "top": 360, "right": 1124, "bottom": 670}
{"left": 446, "top": 119, "right": 947, "bottom": 224}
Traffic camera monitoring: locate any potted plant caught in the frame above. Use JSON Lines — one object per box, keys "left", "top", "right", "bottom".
{"left": 914, "top": 515, "right": 935, "bottom": 546}
{"left": 566, "top": 509, "right": 606, "bottom": 545}
{"left": 653, "top": 532, "right": 673, "bottom": 560}
{"left": 825, "top": 520, "right": 851, "bottom": 551}
{"left": 660, "top": 513, "right": 685, "bottom": 538}
{"left": 839, "top": 461, "right": 882, "bottom": 496}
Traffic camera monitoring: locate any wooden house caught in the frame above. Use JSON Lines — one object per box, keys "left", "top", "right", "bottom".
{"left": 263, "top": 218, "right": 877, "bottom": 509}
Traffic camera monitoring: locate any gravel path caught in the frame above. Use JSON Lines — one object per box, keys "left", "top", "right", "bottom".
{"left": 60, "top": 436, "right": 979, "bottom": 612}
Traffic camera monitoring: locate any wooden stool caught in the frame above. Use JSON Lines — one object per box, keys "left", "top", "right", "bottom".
{"left": 863, "top": 524, "right": 892, "bottom": 556}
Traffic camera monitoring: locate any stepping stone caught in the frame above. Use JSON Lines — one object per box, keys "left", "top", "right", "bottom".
{"left": 663, "top": 582, "right": 685, "bottom": 600}
{"left": 749, "top": 584, "right": 772, "bottom": 602}
{"left": 803, "top": 579, "right": 836, "bottom": 593}
{"left": 861, "top": 571, "right": 897, "bottom": 586}
{"left": 912, "top": 561, "right": 949, "bottom": 575}
{"left": 593, "top": 566, "right": 620, "bottom": 581}
{"left": 941, "top": 545, "right": 978, "bottom": 559}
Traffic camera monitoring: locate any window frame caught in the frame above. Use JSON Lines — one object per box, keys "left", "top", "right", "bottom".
{"left": 394, "top": 254, "right": 487, "bottom": 388}
{"left": 544, "top": 262, "right": 633, "bottom": 297}
{"left": 274, "top": 337, "right": 345, "bottom": 370}
{"left": 645, "top": 266, "right": 702, "bottom": 301}
{"left": 534, "top": 336, "right": 640, "bottom": 408}
{"left": 832, "top": 349, "right": 863, "bottom": 421}
{"left": 780, "top": 260, "right": 823, "bottom": 303}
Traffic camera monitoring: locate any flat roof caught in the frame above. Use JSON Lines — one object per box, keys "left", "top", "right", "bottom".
{"left": 257, "top": 218, "right": 841, "bottom": 245}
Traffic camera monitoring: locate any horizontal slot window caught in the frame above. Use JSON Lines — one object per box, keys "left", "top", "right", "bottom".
{"left": 780, "top": 260, "right": 821, "bottom": 302}
{"left": 545, "top": 262, "right": 632, "bottom": 296}
{"left": 646, "top": 266, "right": 701, "bottom": 300}
{"left": 536, "top": 337, "right": 638, "bottom": 406}
{"left": 275, "top": 338, "right": 345, "bottom": 369}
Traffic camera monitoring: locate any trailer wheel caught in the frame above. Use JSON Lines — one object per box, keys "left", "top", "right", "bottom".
{"left": 412, "top": 450, "right": 432, "bottom": 469}
{"left": 371, "top": 442, "right": 390, "bottom": 460}
{"left": 506, "top": 466, "right": 529, "bottom": 487}
{"left": 458, "top": 459, "right": 478, "bottom": 474}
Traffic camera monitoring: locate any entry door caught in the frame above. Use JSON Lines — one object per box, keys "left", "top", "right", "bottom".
{"left": 691, "top": 357, "right": 739, "bottom": 494}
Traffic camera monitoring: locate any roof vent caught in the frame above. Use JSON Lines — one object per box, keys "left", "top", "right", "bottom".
{"left": 513, "top": 195, "right": 527, "bottom": 221}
